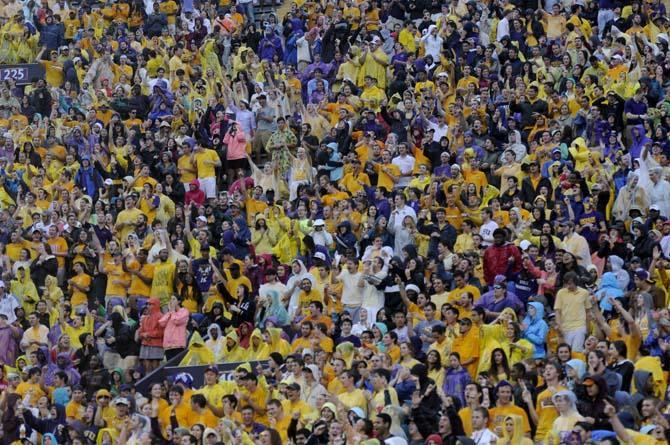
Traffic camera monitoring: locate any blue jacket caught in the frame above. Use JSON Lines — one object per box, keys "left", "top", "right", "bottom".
{"left": 39, "top": 23, "right": 64, "bottom": 50}
{"left": 522, "top": 302, "right": 548, "bottom": 359}
{"left": 595, "top": 272, "right": 625, "bottom": 312}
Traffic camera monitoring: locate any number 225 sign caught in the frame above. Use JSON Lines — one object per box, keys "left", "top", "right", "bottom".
{"left": 0, "top": 64, "right": 46, "bottom": 85}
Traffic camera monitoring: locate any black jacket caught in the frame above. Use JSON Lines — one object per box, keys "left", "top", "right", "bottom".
{"left": 521, "top": 175, "right": 553, "bottom": 205}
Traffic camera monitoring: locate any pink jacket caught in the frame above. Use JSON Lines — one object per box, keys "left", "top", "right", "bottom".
{"left": 223, "top": 125, "right": 247, "bottom": 161}
{"left": 158, "top": 308, "right": 190, "bottom": 349}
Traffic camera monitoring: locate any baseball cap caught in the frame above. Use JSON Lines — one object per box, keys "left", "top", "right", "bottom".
{"left": 582, "top": 378, "right": 595, "bottom": 386}
{"left": 96, "top": 389, "right": 111, "bottom": 399}
{"left": 650, "top": 204, "right": 661, "bottom": 211}
{"left": 197, "top": 215, "right": 207, "bottom": 223}
{"left": 519, "top": 240, "right": 532, "bottom": 251}
{"left": 113, "top": 397, "right": 130, "bottom": 406}
{"left": 313, "top": 252, "right": 326, "bottom": 261}
{"left": 174, "top": 372, "right": 194, "bottom": 387}
{"left": 635, "top": 268, "right": 651, "bottom": 281}
{"left": 287, "top": 382, "right": 301, "bottom": 391}
{"left": 0, "top": 280, "right": 5, "bottom": 288}
{"left": 204, "top": 365, "right": 219, "bottom": 374}
{"left": 313, "top": 219, "right": 325, "bottom": 226}
{"left": 405, "top": 284, "right": 420, "bottom": 294}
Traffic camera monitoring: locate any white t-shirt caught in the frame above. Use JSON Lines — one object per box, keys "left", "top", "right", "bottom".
{"left": 479, "top": 220, "right": 499, "bottom": 246}
{"left": 337, "top": 269, "right": 363, "bottom": 306}
{"left": 392, "top": 155, "right": 416, "bottom": 188}
{"left": 471, "top": 428, "right": 499, "bottom": 445}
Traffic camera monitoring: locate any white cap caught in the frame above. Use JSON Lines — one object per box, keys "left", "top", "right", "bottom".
{"left": 650, "top": 204, "right": 661, "bottom": 211}
{"left": 197, "top": 215, "right": 207, "bottom": 222}
{"left": 0, "top": 280, "right": 5, "bottom": 288}
{"left": 104, "top": 178, "right": 113, "bottom": 186}
{"left": 113, "top": 397, "right": 130, "bottom": 406}
{"left": 405, "top": 284, "right": 420, "bottom": 294}
{"left": 519, "top": 239, "right": 532, "bottom": 251}
{"left": 313, "top": 219, "right": 325, "bottom": 226}
{"left": 305, "top": 364, "right": 320, "bottom": 379}
{"left": 313, "top": 252, "right": 326, "bottom": 261}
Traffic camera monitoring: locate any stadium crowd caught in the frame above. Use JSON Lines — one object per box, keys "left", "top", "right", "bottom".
{"left": 4, "top": 0, "right": 670, "bottom": 443}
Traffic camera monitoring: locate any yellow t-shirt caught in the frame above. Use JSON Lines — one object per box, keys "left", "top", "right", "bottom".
{"left": 70, "top": 273, "right": 92, "bottom": 307}
{"left": 151, "top": 261, "right": 176, "bottom": 307}
{"left": 41, "top": 60, "right": 64, "bottom": 87}
{"left": 178, "top": 155, "right": 197, "bottom": 183}
{"left": 337, "top": 389, "right": 368, "bottom": 417}
{"left": 370, "top": 387, "right": 399, "bottom": 416}
{"left": 534, "top": 386, "right": 566, "bottom": 442}
{"left": 194, "top": 149, "right": 220, "bottom": 179}
{"left": 196, "top": 383, "right": 228, "bottom": 409}
{"left": 48, "top": 237, "right": 68, "bottom": 268}
{"left": 128, "top": 262, "right": 155, "bottom": 297}
{"left": 375, "top": 163, "right": 400, "bottom": 191}
{"left": 554, "top": 287, "right": 591, "bottom": 332}
{"left": 16, "top": 381, "right": 47, "bottom": 406}
{"left": 159, "top": 0, "right": 178, "bottom": 24}
{"left": 115, "top": 207, "right": 143, "bottom": 242}
{"left": 6, "top": 240, "right": 32, "bottom": 262}
{"left": 66, "top": 400, "right": 86, "bottom": 421}
{"left": 105, "top": 262, "right": 130, "bottom": 298}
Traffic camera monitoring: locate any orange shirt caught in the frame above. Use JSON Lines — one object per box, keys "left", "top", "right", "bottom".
{"left": 70, "top": 273, "right": 92, "bottom": 307}
{"left": 47, "top": 236, "right": 68, "bottom": 267}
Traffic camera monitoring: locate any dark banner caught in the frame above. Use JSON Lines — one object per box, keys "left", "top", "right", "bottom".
{"left": 135, "top": 352, "right": 269, "bottom": 394}
{"left": 0, "top": 64, "right": 46, "bottom": 85}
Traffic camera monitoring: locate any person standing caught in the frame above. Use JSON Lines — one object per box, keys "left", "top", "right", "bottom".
{"left": 192, "top": 141, "right": 222, "bottom": 200}
{"left": 554, "top": 272, "right": 591, "bottom": 352}
{"left": 158, "top": 296, "right": 190, "bottom": 361}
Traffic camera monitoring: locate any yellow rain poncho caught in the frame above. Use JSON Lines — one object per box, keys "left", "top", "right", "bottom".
{"left": 200, "top": 39, "right": 223, "bottom": 79}
{"left": 96, "top": 428, "right": 119, "bottom": 445}
{"left": 335, "top": 342, "right": 355, "bottom": 368}
{"left": 634, "top": 356, "right": 667, "bottom": 401}
{"left": 568, "top": 137, "right": 591, "bottom": 171}
{"left": 272, "top": 220, "right": 300, "bottom": 265}
{"left": 11, "top": 272, "right": 39, "bottom": 313}
{"left": 205, "top": 324, "right": 227, "bottom": 361}
{"left": 496, "top": 415, "right": 534, "bottom": 445}
{"left": 267, "top": 327, "right": 291, "bottom": 358}
{"left": 222, "top": 330, "right": 244, "bottom": 363}
{"left": 477, "top": 308, "right": 518, "bottom": 376}
{"left": 241, "top": 329, "right": 269, "bottom": 361}
{"left": 180, "top": 331, "right": 215, "bottom": 366}
{"left": 154, "top": 193, "right": 176, "bottom": 226}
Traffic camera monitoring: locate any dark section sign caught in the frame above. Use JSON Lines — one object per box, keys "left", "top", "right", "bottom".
{"left": 0, "top": 64, "right": 46, "bottom": 85}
